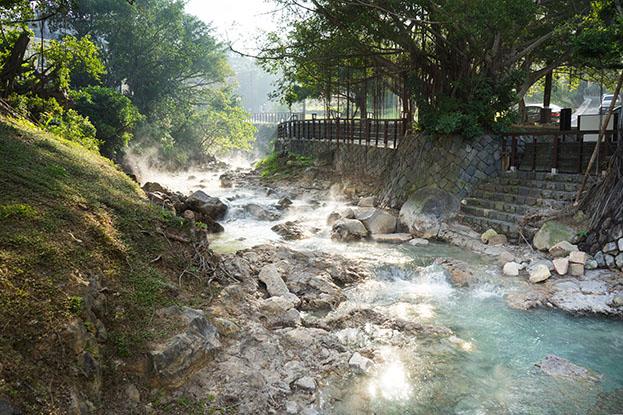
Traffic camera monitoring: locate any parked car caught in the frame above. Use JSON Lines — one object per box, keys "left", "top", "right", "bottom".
{"left": 525, "top": 104, "right": 562, "bottom": 124}
{"left": 600, "top": 94, "right": 622, "bottom": 113}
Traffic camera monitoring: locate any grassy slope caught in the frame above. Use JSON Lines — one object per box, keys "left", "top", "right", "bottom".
{"left": 0, "top": 117, "right": 207, "bottom": 413}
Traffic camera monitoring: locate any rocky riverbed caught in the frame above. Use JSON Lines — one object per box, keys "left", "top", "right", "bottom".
{"left": 131, "top": 162, "right": 623, "bottom": 414}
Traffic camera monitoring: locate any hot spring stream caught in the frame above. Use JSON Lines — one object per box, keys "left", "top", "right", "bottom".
{"left": 146, "top": 167, "right": 623, "bottom": 414}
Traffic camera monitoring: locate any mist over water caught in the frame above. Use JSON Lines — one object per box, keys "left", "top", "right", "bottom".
{"left": 133, "top": 161, "right": 623, "bottom": 414}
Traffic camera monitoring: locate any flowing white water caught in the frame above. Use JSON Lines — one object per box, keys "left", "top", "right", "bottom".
{"left": 142, "top": 166, "right": 623, "bottom": 415}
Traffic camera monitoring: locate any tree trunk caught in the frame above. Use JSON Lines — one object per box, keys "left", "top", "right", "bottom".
{"left": 0, "top": 32, "right": 30, "bottom": 97}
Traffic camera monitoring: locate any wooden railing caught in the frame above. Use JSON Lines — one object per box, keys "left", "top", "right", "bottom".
{"left": 277, "top": 118, "right": 408, "bottom": 149}
{"left": 251, "top": 112, "right": 304, "bottom": 124}
{"left": 502, "top": 129, "right": 620, "bottom": 173}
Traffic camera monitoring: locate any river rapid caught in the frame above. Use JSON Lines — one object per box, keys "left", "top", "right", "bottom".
{"left": 144, "top": 165, "right": 623, "bottom": 415}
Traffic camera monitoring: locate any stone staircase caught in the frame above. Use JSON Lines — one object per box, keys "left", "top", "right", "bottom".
{"left": 458, "top": 171, "right": 583, "bottom": 241}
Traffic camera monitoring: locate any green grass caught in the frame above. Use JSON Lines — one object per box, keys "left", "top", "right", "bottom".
{"left": 255, "top": 151, "right": 314, "bottom": 177}
{"left": 0, "top": 116, "right": 208, "bottom": 413}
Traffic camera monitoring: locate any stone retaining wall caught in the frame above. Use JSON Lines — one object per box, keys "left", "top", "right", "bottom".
{"left": 276, "top": 134, "right": 503, "bottom": 209}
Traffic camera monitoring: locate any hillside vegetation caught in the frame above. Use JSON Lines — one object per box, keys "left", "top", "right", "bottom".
{"left": 0, "top": 117, "right": 212, "bottom": 413}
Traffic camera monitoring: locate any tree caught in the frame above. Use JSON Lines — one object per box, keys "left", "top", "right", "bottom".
{"left": 58, "top": 0, "right": 255, "bottom": 164}
{"left": 573, "top": 0, "right": 623, "bottom": 250}
{"left": 72, "top": 86, "right": 143, "bottom": 160}
{"left": 260, "top": 0, "right": 590, "bottom": 136}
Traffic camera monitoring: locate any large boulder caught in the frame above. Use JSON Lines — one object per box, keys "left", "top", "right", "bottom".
{"left": 187, "top": 191, "right": 227, "bottom": 220}
{"left": 331, "top": 219, "right": 368, "bottom": 242}
{"left": 271, "top": 221, "right": 312, "bottom": 240}
{"left": 533, "top": 221, "right": 577, "bottom": 251}
{"left": 399, "top": 187, "right": 459, "bottom": 238}
{"left": 358, "top": 209, "right": 397, "bottom": 234}
{"left": 327, "top": 207, "right": 355, "bottom": 226}
{"left": 243, "top": 203, "right": 281, "bottom": 221}
{"left": 258, "top": 264, "right": 290, "bottom": 297}
{"left": 149, "top": 306, "right": 220, "bottom": 388}
{"left": 142, "top": 182, "right": 169, "bottom": 193}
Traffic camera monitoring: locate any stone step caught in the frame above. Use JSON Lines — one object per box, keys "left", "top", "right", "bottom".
{"left": 462, "top": 197, "right": 537, "bottom": 215}
{"left": 477, "top": 182, "right": 577, "bottom": 201}
{"left": 469, "top": 190, "right": 570, "bottom": 210}
{"left": 457, "top": 213, "right": 520, "bottom": 239}
{"left": 493, "top": 177, "right": 579, "bottom": 192}
{"left": 460, "top": 204, "right": 524, "bottom": 224}
{"left": 500, "top": 171, "right": 584, "bottom": 183}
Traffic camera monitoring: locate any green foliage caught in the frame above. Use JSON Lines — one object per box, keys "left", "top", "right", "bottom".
{"left": 47, "top": 109, "right": 100, "bottom": 152}
{"left": 0, "top": 203, "right": 36, "bottom": 220}
{"left": 66, "top": 296, "right": 84, "bottom": 314}
{"left": 255, "top": 151, "right": 314, "bottom": 177}
{"left": 72, "top": 86, "right": 144, "bottom": 159}
{"left": 263, "top": 0, "right": 588, "bottom": 136}
{"left": 44, "top": 35, "right": 106, "bottom": 91}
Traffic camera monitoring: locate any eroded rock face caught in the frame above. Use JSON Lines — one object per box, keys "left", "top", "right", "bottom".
{"left": 149, "top": 306, "right": 220, "bottom": 388}
{"left": 399, "top": 187, "right": 459, "bottom": 238}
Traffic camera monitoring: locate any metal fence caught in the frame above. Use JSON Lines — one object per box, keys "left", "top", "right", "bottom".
{"left": 277, "top": 118, "right": 408, "bottom": 149}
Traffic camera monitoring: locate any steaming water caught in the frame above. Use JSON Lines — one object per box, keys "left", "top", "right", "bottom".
{"left": 142, "top": 167, "right": 623, "bottom": 414}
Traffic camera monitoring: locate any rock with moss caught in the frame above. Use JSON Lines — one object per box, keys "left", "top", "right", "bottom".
{"left": 532, "top": 221, "right": 577, "bottom": 251}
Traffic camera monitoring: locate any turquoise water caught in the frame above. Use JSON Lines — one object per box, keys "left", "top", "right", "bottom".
{"left": 321, "top": 247, "right": 623, "bottom": 415}
{"left": 144, "top": 169, "right": 623, "bottom": 414}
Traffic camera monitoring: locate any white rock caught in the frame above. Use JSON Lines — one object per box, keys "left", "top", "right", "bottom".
{"left": 548, "top": 241, "right": 578, "bottom": 258}
{"left": 503, "top": 262, "right": 520, "bottom": 277}
{"left": 294, "top": 376, "right": 316, "bottom": 391}
{"left": 371, "top": 233, "right": 412, "bottom": 244}
{"left": 529, "top": 264, "right": 551, "bottom": 283}
{"left": 585, "top": 259, "right": 598, "bottom": 270}
{"left": 409, "top": 238, "right": 430, "bottom": 246}
{"left": 349, "top": 352, "right": 374, "bottom": 373}
{"left": 552, "top": 257, "right": 569, "bottom": 276}
{"left": 568, "top": 251, "right": 587, "bottom": 265}
{"left": 285, "top": 401, "right": 299, "bottom": 414}
{"left": 359, "top": 209, "right": 397, "bottom": 234}
{"left": 619, "top": 238, "right": 623, "bottom": 252}
{"left": 331, "top": 219, "right": 368, "bottom": 241}
{"left": 258, "top": 264, "right": 289, "bottom": 297}
{"left": 358, "top": 196, "right": 375, "bottom": 207}
{"left": 569, "top": 262, "right": 584, "bottom": 277}
{"left": 603, "top": 242, "right": 618, "bottom": 254}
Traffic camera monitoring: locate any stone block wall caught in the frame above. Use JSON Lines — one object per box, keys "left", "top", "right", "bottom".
{"left": 276, "top": 139, "right": 395, "bottom": 179}
{"left": 275, "top": 134, "right": 503, "bottom": 209}
{"left": 379, "top": 134, "right": 502, "bottom": 208}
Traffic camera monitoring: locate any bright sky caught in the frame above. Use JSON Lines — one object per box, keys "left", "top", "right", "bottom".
{"left": 185, "top": 0, "right": 279, "bottom": 52}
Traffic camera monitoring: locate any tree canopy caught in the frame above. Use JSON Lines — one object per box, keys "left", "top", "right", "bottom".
{"left": 0, "top": 0, "right": 254, "bottom": 165}
{"left": 261, "top": 0, "right": 593, "bottom": 136}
